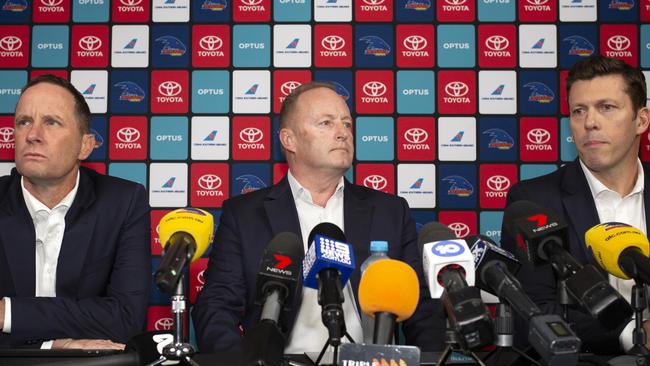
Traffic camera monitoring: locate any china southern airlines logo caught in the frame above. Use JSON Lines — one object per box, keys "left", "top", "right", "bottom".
{"left": 83, "top": 84, "right": 96, "bottom": 95}
{"left": 443, "top": 175, "right": 474, "bottom": 197}
{"left": 2, "top": 0, "right": 27, "bottom": 11}
{"left": 410, "top": 178, "right": 424, "bottom": 189}
{"left": 563, "top": 36, "right": 594, "bottom": 57}
{"left": 450, "top": 131, "right": 464, "bottom": 142}
{"left": 236, "top": 174, "right": 267, "bottom": 194}
{"left": 359, "top": 36, "right": 391, "bottom": 56}
{"left": 483, "top": 128, "right": 514, "bottom": 150}
{"left": 531, "top": 39, "right": 544, "bottom": 49}
{"left": 124, "top": 39, "right": 138, "bottom": 49}
{"left": 286, "top": 38, "right": 299, "bottom": 49}
{"left": 202, "top": 0, "right": 227, "bottom": 10}
{"left": 204, "top": 130, "right": 217, "bottom": 141}
{"left": 245, "top": 84, "right": 259, "bottom": 95}
{"left": 114, "top": 81, "right": 145, "bottom": 102}
{"left": 162, "top": 177, "right": 176, "bottom": 188}
{"left": 491, "top": 85, "right": 505, "bottom": 96}
{"left": 404, "top": 0, "right": 430, "bottom": 10}
{"left": 524, "top": 82, "right": 555, "bottom": 104}
{"left": 156, "top": 36, "right": 187, "bottom": 56}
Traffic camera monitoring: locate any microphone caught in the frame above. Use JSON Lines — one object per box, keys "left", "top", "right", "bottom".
{"left": 503, "top": 200, "right": 632, "bottom": 330}
{"left": 585, "top": 222, "right": 650, "bottom": 284}
{"left": 155, "top": 208, "right": 214, "bottom": 293}
{"left": 303, "top": 223, "right": 356, "bottom": 345}
{"left": 418, "top": 222, "right": 493, "bottom": 350}
{"left": 358, "top": 259, "right": 419, "bottom": 345}
{"left": 242, "top": 232, "right": 303, "bottom": 366}
{"left": 468, "top": 235, "right": 581, "bottom": 365}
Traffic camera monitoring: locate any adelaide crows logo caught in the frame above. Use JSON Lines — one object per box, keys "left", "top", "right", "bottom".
{"left": 330, "top": 81, "right": 350, "bottom": 101}
{"left": 404, "top": 0, "right": 430, "bottom": 10}
{"left": 483, "top": 128, "right": 514, "bottom": 150}
{"left": 524, "top": 82, "right": 555, "bottom": 104}
{"left": 155, "top": 36, "right": 187, "bottom": 56}
{"left": 236, "top": 175, "right": 266, "bottom": 194}
{"left": 563, "top": 35, "right": 595, "bottom": 57}
{"left": 2, "top": 0, "right": 27, "bottom": 11}
{"left": 201, "top": 0, "right": 227, "bottom": 10}
{"left": 359, "top": 36, "right": 391, "bottom": 56}
{"left": 442, "top": 175, "right": 474, "bottom": 197}
{"left": 114, "top": 81, "right": 146, "bottom": 103}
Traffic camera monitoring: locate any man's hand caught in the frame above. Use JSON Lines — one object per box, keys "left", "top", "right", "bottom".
{"left": 0, "top": 298, "right": 5, "bottom": 329}
{"left": 52, "top": 338, "right": 125, "bottom": 350}
{"left": 644, "top": 320, "right": 650, "bottom": 349}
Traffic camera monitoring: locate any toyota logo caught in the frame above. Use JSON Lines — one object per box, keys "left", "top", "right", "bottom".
{"left": 240, "top": 0, "right": 263, "bottom": 5}
{"left": 448, "top": 223, "right": 470, "bottom": 238}
{"left": 363, "top": 81, "right": 387, "bottom": 97}
{"left": 154, "top": 318, "right": 174, "bottom": 331}
{"left": 116, "top": 127, "right": 140, "bottom": 143}
{"left": 363, "top": 175, "right": 388, "bottom": 191}
{"left": 0, "top": 127, "right": 14, "bottom": 143}
{"left": 199, "top": 35, "right": 223, "bottom": 51}
{"left": 444, "top": 0, "right": 467, "bottom": 4}
{"left": 0, "top": 36, "right": 22, "bottom": 51}
{"left": 403, "top": 35, "right": 427, "bottom": 51}
{"left": 197, "top": 270, "right": 205, "bottom": 285}
{"left": 322, "top": 35, "right": 345, "bottom": 51}
{"left": 41, "top": 0, "right": 63, "bottom": 6}
{"left": 280, "top": 81, "right": 302, "bottom": 96}
{"left": 607, "top": 35, "right": 631, "bottom": 51}
{"left": 404, "top": 128, "right": 428, "bottom": 144}
{"left": 527, "top": 128, "right": 551, "bottom": 144}
{"left": 240, "top": 127, "right": 263, "bottom": 143}
{"left": 526, "top": 0, "right": 548, "bottom": 4}
{"left": 485, "top": 35, "right": 509, "bottom": 51}
{"left": 445, "top": 81, "right": 469, "bottom": 97}
{"left": 198, "top": 174, "right": 222, "bottom": 190}
{"left": 362, "top": 0, "right": 385, "bottom": 4}
{"left": 158, "top": 81, "right": 182, "bottom": 97}
{"left": 79, "top": 36, "right": 102, "bottom": 51}
{"left": 120, "top": 0, "right": 142, "bottom": 5}
{"left": 487, "top": 175, "right": 511, "bottom": 191}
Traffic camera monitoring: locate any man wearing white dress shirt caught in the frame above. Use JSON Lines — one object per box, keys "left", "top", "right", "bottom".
{"left": 193, "top": 82, "right": 446, "bottom": 354}
{"left": 501, "top": 55, "right": 650, "bottom": 354}
{"left": 0, "top": 74, "right": 150, "bottom": 349}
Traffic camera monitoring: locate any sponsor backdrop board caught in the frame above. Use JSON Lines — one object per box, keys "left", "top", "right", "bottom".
{"left": 0, "top": 0, "right": 649, "bottom": 335}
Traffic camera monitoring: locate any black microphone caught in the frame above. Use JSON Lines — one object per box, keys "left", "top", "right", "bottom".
{"left": 418, "top": 222, "right": 494, "bottom": 350}
{"left": 242, "top": 232, "right": 303, "bottom": 366}
{"left": 503, "top": 200, "right": 633, "bottom": 330}
{"left": 303, "top": 223, "right": 355, "bottom": 346}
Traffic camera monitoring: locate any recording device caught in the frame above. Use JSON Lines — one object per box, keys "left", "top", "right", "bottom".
{"left": 585, "top": 222, "right": 650, "bottom": 284}
{"left": 503, "top": 200, "right": 632, "bottom": 330}
{"left": 242, "top": 232, "right": 303, "bottom": 366}
{"left": 418, "top": 222, "right": 493, "bottom": 350}
{"left": 303, "top": 223, "right": 355, "bottom": 346}
{"left": 358, "top": 259, "right": 419, "bottom": 344}
{"left": 468, "top": 235, "right": 580, "bottom": 366}
{"left": 155, "top": 208, "right": 214, "bottom": 293}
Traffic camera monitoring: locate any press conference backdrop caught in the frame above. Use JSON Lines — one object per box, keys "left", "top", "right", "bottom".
{"left": 0, "top": 0, "right": 649, "bottom": 338}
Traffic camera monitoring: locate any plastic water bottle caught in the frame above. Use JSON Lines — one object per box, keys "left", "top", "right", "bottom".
{"left": 360, "top": 241, "right": 389, "bottom": 343}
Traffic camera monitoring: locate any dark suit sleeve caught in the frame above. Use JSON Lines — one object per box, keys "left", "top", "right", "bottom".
{"left": 8, "top": 184, "right": 150, "bottom": 344}
{"left": 501, "top": 184, "right": 623, "bottom": 354}
{"left": 192, "top": 199, "right": 247, "bottom": 353}
{"left": 396, "top": 198, "right": 446, "bottom": 351}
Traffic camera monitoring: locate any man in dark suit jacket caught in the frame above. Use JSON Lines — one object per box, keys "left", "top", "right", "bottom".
{"left": 0, "top": 75, "right": 150, "bottom": 349}
{"left": 501, "top": 56, "right": 650, "bottom": 354}
{"left": 193, "top": 82, "right": 446, "bottom": 353}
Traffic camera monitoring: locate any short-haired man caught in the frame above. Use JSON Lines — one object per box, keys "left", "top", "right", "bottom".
{"left": 501, "top": 55, "right": 650, "bottom": 353}
{"left": 0, "top": 75, "right": 151, "bottom": 349}
{"left": 193, "top": 82, "right": 446, "bottom": 353}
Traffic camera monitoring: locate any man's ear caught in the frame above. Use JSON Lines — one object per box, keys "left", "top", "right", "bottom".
{"left": 636, "top": 107, "right": 650, "bottom": 136}
{"left": 279, "top": 128, "right": 296, "bottom": 153}
{"left": 78, "top": 133, "right": 95, "bottom": 161}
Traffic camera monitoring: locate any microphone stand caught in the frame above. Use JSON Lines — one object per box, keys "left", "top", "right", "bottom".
{"left": 482, "top": 303, "right": 540, "bottom": 366}
{"left": 436, "top": 321, "right": 487, "bottom": 366}
{"left": 627, "top": 280, "right": 649, "bottom": 357}
{"left": 557, "top": 278, "right": 574, "bottom": 328}
{"left": 147, "top": 274, "right": 199, "bottom": 366}
{"left": 314, "top": 329, "right": 355, "bottom": 366}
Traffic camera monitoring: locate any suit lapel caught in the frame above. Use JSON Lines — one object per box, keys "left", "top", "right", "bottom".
{"left": 263, "top": 177, "right": 302, "bottom": 240}
{"left": 56, "top": 168, "right": 97, "bottom": 297}
{"left": 343, "top": 181, "right": 373, "bottom": 311}
{"left": 561, "top": 161, "right": 601, "bottom": 266}
{"left": 0, "top": 172, "right": 36, "bottom": 296}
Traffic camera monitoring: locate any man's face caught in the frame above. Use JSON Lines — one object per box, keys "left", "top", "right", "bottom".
{"left": 13, "top": 82, "right": 94, "bottom": 184}
{"left": 282, "top": 87, "right": 354, "bottom": 175}
{"left": 568, "top": 74, "right": 649, "bottom": 174}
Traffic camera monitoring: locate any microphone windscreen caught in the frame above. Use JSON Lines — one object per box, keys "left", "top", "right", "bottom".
{"left": 502, "top": 200, "right": 539, "bottom": 240}
{"left": 417, "top": 222, "right": 456, "bottom": 255}
{"left": 266, "top": 231, "right": 304, "bottom": 258}
{"left": 308, "top": 222, "right": 346, "bottom": 244}
{"left": 585, "top": 222, "right": 650, "bottom": 279}
{"left": 358, "top": 259, "right": 420, "bottom": 322}
{"left": 159, "top": 208, "right": 214, "bottom": 262}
